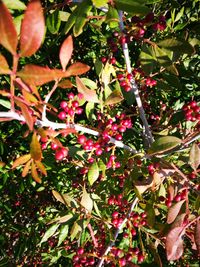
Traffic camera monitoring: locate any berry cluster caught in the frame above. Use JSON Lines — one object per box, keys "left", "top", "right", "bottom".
{"left": 72, "top": 247, "right": 95, "bottom": 267}
{"left": 182, "top": 100, "right": 200, "bottom": 122}
{"left": 147, "top": 162, "right": 160, "bottom": 175}
{"left": 162, "top": 189, "right": 187, "bottom": 207}
{"left": 58, "top": 93, "right": 83, "bottom": 122}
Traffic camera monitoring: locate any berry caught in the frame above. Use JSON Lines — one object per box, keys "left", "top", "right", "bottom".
{"left": 77, "top": 134, "right": 87, "bottom": 144}
{"left": 110, "top": 57, "right": 116, "bottom": 64}
{"left": 60, "top": 101, "right": 68, "bottom": 109}
{"left": 58, "top": 111, "right": 66, "bottom": 120}
{"left": 51, "top": 142, "right": 59, "bottom": 150}
{"left": 101, "top": 57, "right": 107, "bottom": 63}
{"left": 68, "top": 92, "right": 74, "bottom": 99}
{"left": 55, "top": 149, "right": 64, "bottom": 161}
{"left": 72, "top": 100, "right": 79, "bottom": 108}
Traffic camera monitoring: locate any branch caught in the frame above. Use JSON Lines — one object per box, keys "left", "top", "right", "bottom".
{"left": 97, "top": 197, "right": 138, "bottom": 267}
{"left": 118, "top": 11, "right": 154, "bottom": 147}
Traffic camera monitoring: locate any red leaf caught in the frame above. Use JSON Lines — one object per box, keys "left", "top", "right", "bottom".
{"left": 31, "top": 161, "right": 42, "bottom": 183}
{"left": 0, "top": 1, "right": 18, "bottom": 54}
{"left": 59, "top": 35, "right": 73, "bottom": 71}
{"left": 65, "top": 62, "right": 90, "bottom": 77}
{"left": 76, "top": 76, "right": 99, "bottom": 103}
{"left": 17, "top": 65, "right": 66, "bottom": 86}
{"left": 30, "top": 133, "right": 42, "bottom": 161}
{"left": 167, "top": 200, "right": 185, "bottom": 224}
{"left": 166, "top": 226, "right": 185, "bottom": 261}
{"left": 194, "top": 219, "right": 200, "bottom": 256}
{"left": 16, "top": 100, "right": 34, "bottom": 131}
{"left": 12, "top": 154, "right": 31, "bottom": 169}
{"left": 0, "top": 54, "right": 11, "bottom": 74}
{"left": 20, "top": 0, "right": 45, "bottom": 57}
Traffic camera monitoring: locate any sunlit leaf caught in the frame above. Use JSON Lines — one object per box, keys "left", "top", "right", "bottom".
{"left": 20, "top": 0, "right": 45, "bottom": 57}
{"left": 158, "top": 38, "right": 194, "bottom": 55}
{"left": 30, "top": 133, "right": 42, "bottom": 161}
{"left": 59, "top": 35, "right": 73, "bottom": 71}
{"left": 40, "top": 224, "right": 59, "bottom": 244}
{"left": 88, "top": 161, "right": 99, "bottom": 186}
{"left": 70, "top": 221, "right": 82, "bottom": 241}
{"left": 58, "top": 79, "right": 73, "bottom": 89}
{"left": 81, "top": 187, "right": 93, "bottom": 213}
{"left": 31, "top": 161, "right": 42, "bottom": 183}
{"left": 92, "top": 0, "right": 108, "bottom": 8}
{"left": 46, "top": 9, "right": 61, "bottom": 34}
{"left": 22, "top": 159, "right": 31, "bottom": 177}
{"left": 65, "top": 62, "right": 90, "bottom": 77}
{"left": 0, "top": 54, "right": 11, "bottom": 74}
{"left": 0, "top": 1, "right": 18, "bottom": 54}
{"left": 35, "top": 161, "right": 47, "bottom": 176}
{"left": 15, "top": 100, "right": 34, "bottom": 130}
{"left": 189, "top": 143, "right": 200, "bottom": 171}
{"left": 104, "top": 89, "right": 124, "bottom": 106}
{"left": 17, "top": 65, "right": 65, "bottom": 86}
{"left": 58, "top": 224, "right": 69, "bottom": 246}
{"left": 2, "top": 0, "right": 26, "bottom": 10}
{"left": 148, "top": 136, "right": 182, "bottom": 155}
{"left": 76, "top": 76, "right": 99, "bottom": 103}
{"left": 12, "top": 154, "right": 31, "bottom": 169}
{"left": 167, "top": 200, "right": 185, "bottom": 224}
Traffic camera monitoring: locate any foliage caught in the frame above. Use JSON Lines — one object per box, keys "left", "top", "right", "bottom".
{"left": 0, "top": 0, "right": 199, "bottom": 266}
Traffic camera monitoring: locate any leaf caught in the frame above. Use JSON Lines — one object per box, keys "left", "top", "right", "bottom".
{"left": 167, "top": 200, "right": 185, "bottom": 224}
{"left": 0, "top": 54, "right": 11, "bottom": 74}
{"left": 0, "top": 98, "right": 11, "bottom": 109}
{"left": 92, "top": 0, "right": 108, "bottom": 8}
{"left": 20, "top": 0, "right": 45, "bottom": 57}
{"left": 58, "top": 79, "right": 73, "bottom": 89}
{"left": 104, "top": 89, "right": 124, "bottom": 105}
{"left": 52, "top": 190, "right": 66, "bottom": 205}
{"left": 47, "top": 214, "right": 73, "bottom": 225}
{"left": 105, "top": 6, "right": 119, "bottom": 28}
{"left": 189, "top": 143, "right": 200, "bottom": 171}
{"left": 59, "top": 35, "right": 73, "bottom": 71}
{"left": 158, "top": 38, "right": 194, "bottom": 55}
{"left": 115, "top": 0, "right": 150, "bottom": 15}
{"left": 70, "top": 221, "right": 82, "bottom": 241}
{"left": 58, "top": 224, "right": 69, "bottom": 246}
{"left": 46, "top": 9, "right": 61, "bottom": 34}
{"left": 40, "top": 224, "right": 59, "bottom": 244}
{"left": 30, "top": 133, "right": 42, "bottom": 161}
{"left": 12, "top": 154, "right": 31, "bottom": 169}
{"left": 166, "top": 226, "right": 185, "bottom": 261}
{"left": 73, "top": 0, "right": 93, "bottom": 37}
{"left": 0, "top": 1, "right": 18, "bottom": 54}
{"left": 35, "top": 161, "right": 47, "bottom": 176}
{"left": 52, "top": 190, "right": 78, "bottom": 208}
{"left": 194, "top": 219, "right": 200, "bottom": 256}
{"left": 148, "top": 136, "right": 182, "bottom": 155}
{"left": 22, "top": 159, "right": 31, "bottom": 177}
{"left": 65, "top": 62, "right": 90, "bottom": 77}
{"left": 63, "top": 8, "right": 77, "bottom": 35}
{"left": 85, "top": 102, "right": 95, "bottom": 122}
{"left": 88, "top": 161, "right": 99, "bottom": 186}
{"left": 15, "top": 101, "right": 34, "bottom": 131}
{"left": 2, "top": 0, "right": 26, "bottom": 10}
{"left": 76, "top": 76, "right": 99, "bottom": 103}
{"left": 81, "top": 187, "right": 93, "bottom": 213}
{"left": 17, "top": 65, "right": 65, "bottom": 86}
{"left": 153, "top": 46, "right": 172, "bottom": 67}
{"left": 31, "top": 161, "right": 42, "bottom": 183}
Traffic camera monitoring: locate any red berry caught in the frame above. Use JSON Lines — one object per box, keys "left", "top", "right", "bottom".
{"left": 110, "top": 57, "right": 116, "bottom": 64}
{"left": 76, "top": 107, "right": 83, "bottom": 114}
{"left": 60, "top": 101, "right": 68, "bottom": 109}
{"left": 124, "top": 85, "right": 131, "bottom": 92}
{"left": 58, "top": 111, "right": 66, "bottom": 120}
{"left": 117, "top": 73, "right": 124, "bottom": 81}
{"left": 101, "top": 57, "right": 107, "bottom": 63}
{"left": 95, "top": 148, "right": 103, "bottom": 156}
{"left": 72, "top": 100, "right": 79, "bottom": 108}
{"left": 137, "top": 253, "right": 145, "bottom": 263}
{"left": 77, "top": 247, "right": 84, "bottom": 255}
{"left": 68, "top": 108, "right": 74, "bottom": 117}
{"left": 68, "top": 92, "right": 74, "bottom": 99}
{"left": 60, "top": 147, "right": 68, "bottom": 158}
{"left": 51, "top": 142, "right": 59, "bottom": 150}
{"left": 77, "top": 134, "right": 87, "bottom": 144}
{"left": 127, "top": 73, "right": 133, "bottom": 80}
{"left": 40, "top": 136, "right": 48, "bottom": 143}
{"left": 119, "top": 257, "right": 126, "bottom": 266}
{"left": 55, "top": 149, "right": 64, "bottom": 161}
{"left": 115, "top": 134, "right": 122, "bottom": 141}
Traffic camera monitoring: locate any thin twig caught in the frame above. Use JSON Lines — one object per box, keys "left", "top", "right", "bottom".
{"left": 118, "top": 11, "right": 154, "bottom": 147}
{"left": 87, "top": 223, "right": 98, "bottom": 248}
{"left": 97, "top": 197, "right": 138, "bottom": 267}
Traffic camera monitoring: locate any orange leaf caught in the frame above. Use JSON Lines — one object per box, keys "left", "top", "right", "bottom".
{"left": 20, "top": 0, "right": 45, "bottom": 57}
{"left": 22, "top": 159, "right": 32, "bottom": 177}
{"left": 31, "top": 161, "right": 42, "bottom": 183}
{"left": 0, "top": 54, "right": 11, "bottom": 74}
{"left": 15, "top": 100, "right": 34, "bottom": 131}
{"left": 22, "top": 89, "right": 38, "bottom": 104}
{"left": 76, "top": 76, "right": 99, "bottom": 103}
{"left": 12, "top": 154, "right": 31, "bottom": 169}
{"left": 35, "top": 160, "right": 47, "bottom": 176}
{"left": 58, "top": 79, "right": 73, "bottom": 89}
{"left": 59, "top": 35, "right": 73, "bottom": 71}
{"left": 0, "top": 1, "right": 18, "bottom": 55}
{"left": 17, "top": 64, "right": 66, "bottom": 86}
{"left": 65, "top": 62, "right": 90, "bottom": 77}
{"left": 30, "top": 133, "right": 42, "bottom": 161}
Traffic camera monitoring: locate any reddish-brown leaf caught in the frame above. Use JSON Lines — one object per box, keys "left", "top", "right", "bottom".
{"left": 59, "top": 35, "right": 73, "bottom": 71}
{"left": 31, "top": 161, "right": 42, "bottom": 183}
{"left": 30, "top": 133, "right": 42, "bottom": 161}
{"left": 22, "top": 159, "right": 32, "bottom": 177}
{"left": 65, "top": 62, "right": 90, "bottom": 77}
{"left": 17, "top": 64, "right": 65, "bottom": 86}
{"left": 58, "top": 79, "right": 73, "bottom": 89}
{"left": 0, "top": 54, "right": 11, "bottom": 74}
{"left": 167, "top": 200, "right": 185, "bottom": 224}
{"left": 22, "top": 89, "right": 38, "bottom": 104}
{"left": 20, "top": 0, "right": 45, "bottom": 57}
{"left": 194, "top": 219, "right": 200, "bottom": 256}
{"left": 12, "top": 154, "right": 31, "bottom": 169}
{"left": 16, "top": 100, "right": 34, "bottom": 131}
{"left": 166, "top": 226, "right": 185, "bottom": 261}
{"left": 76, "top": 76, "right": 99, "bottom": 103}
{"left": 0, "top": 1, "right": 18, "bottom": 54}
{"left": 35, "top": 160, "right": 47, "bottom": 176}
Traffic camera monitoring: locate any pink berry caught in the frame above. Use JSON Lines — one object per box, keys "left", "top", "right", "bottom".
{"left": 51, "top": 143, "right": 59, "bottom": 150}
{"left": 55, "top": 149, "right": 64, "bottom": 161}
{"left": 95, "top": 148, "right": 103, "bottom": 156}
{"left": 68, "top": 92, "right": 74, "bottom": 99}
{"left": 58, "top": 111, "right": 66, "bottom": 120}
{"left": 72, "top": 100, "right": 79, "bottom": 108}
{"left": 77, "top": 134, "right": 87, "bottom": 144}
{"left": 60, "top": 101, "right": 68, "bottom": 109}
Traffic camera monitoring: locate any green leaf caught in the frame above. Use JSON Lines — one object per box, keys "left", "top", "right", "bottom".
{"left": 148, "top": 136, "right": 182, "bottom": 155}
{"left": 88, "top": 161, "right": 99, "bottom": 186}
{"left": 153, "top": 46, "right": 172, "bottom": 67}
{"left": 63, "top": 8, "right": 77, "bottom": 35}
{"left": 104, "top": 89, "right": 124, "bottom": 106}
{"left": 73, "top": 0, "right": 93, "bottom": 37}
{"left": 58, "top": 224, "right": 69, "bottom": 246}
{"left": 92, "top": 0, "right": 108, "bottom": 8}
{"left": 81, "top": 187, "right": 93, "bottom": 213}
{"left": 70, "top": 221, "right": 82, "bottom": 241}
{"left": 85, "top": 102, "right": 95, "bottom": 122}
{"left": 40, "top": 224, "right": 59, "bottom": 244}
{"left": 0, "top": 98, "right": 11, "bottom": 109}
{"left": 105, "top": 6, "right": 119, "bottom": 28}
{"left": 47, "top": 9, "right": 61, "bottom": 34}
{"left": 30, "top": 133, "right": 42, "bottom": 161}
{"left": 140, "top": 44, "right": 156, "bottom": 74}
{"left": 158, "top": 38, "right": 194, "bottom": 55}
{"left": 115, "top": 0, "right": 150, "bottom": 15}
{"left": 189, "top": 143, "right": 200, "bottom": 171}
{"left": 2, "top": 0, "right": 26, "bottom": 10}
